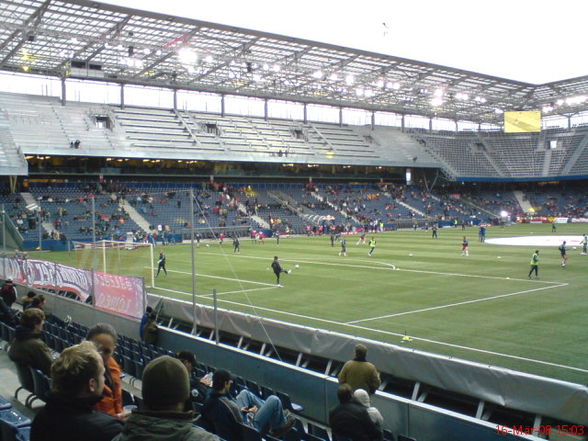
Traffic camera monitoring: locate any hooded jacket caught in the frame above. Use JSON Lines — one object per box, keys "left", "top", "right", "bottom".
{"left": 113, "top": 410, "right": 219, "bottom": 441}
{"left": 353, "top": 389, "right": 384, "bottom": 426}
{"left": 8, "top": 325, "right": 53, "bottom": 375}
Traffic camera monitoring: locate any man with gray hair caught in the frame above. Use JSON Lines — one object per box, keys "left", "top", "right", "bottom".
{"left": 113, "top": 355, "right": 218, "bottom": 441}
{"left": 31, "top": 341, "right": 124, "bottom": 441}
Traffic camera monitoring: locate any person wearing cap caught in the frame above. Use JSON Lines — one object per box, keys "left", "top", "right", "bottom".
{"left": 112, "top": 355, "right": 218, "bottom": 441}
{"left": 175, "top": 350, "right": 212, "bottom": 412}
{"left": 201, "top": 369, "right": 295, "bottom": 439}
{"left": 338, "top": 344, "right": 381, "bottom": 394}
{"left": 31, "top": 341, "right": 124, "bottom": 441}
{"left": 0, "top": 279, "right": 17, "bottom": 307}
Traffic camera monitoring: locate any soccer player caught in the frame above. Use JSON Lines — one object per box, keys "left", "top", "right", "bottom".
{"left": 479, "top": 225, "right": 486, "bottom": 243}
{"left": 551, "top": 222, "right": 557, "bottom": 233}
{"left": 461, "top": 237, "right": 469, "bottom": 256}
{"left": 339, "top": 238, "right": 347, "bottom": 257}
{"left": 330, "top": 233, "right": 335, "bottom": 247}
{"left": 275, "top": 232, "right": 280, "bottom": 246}
{"left": 432, "top": 225, "right": 438, "bottom": 239}
{"left": 271, "top": 256, "right": 289, "bottom": 286}
{"left": 155, "top": 251, "right": 167, "bottom": 277}
{"left": 368, "top": 237, "right": 376, "bottom": 256}
{"left": 559, "top": 241, "right": 568, "bottom": 267}
{"left": 233, "top": 236, "right": 240, "bottom": 254}
{"left": 581, "top": 234, "right": 587, "bottom": 255}
{"left": 356, "top": 233, "right": 366, "bottom": 245}
{"left": 528, "top": 249, "right": 539, "bottom": 279}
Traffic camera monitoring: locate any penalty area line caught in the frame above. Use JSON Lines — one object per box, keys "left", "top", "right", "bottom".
{"left": 149, "top": 285, "right": 279, "bottom": 299}
{"left": 145, "top": 267, "right": 277, "bottom": 287}
{"left": 347, "top": 283, "right": 568, "bottom": 324}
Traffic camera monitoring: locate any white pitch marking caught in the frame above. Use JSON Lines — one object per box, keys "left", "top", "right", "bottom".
{"left": 193, "top": 253, "right": 564, "bottom": 285}
{"left": 147, "top": 267, "right": 278, "bottom": 287}
{"left": 151, "top": 285, "right": 279, "bottom": 299}
{"left": 347, "top": 283, "right": 568, "bottom": 324}
{"left": 151, "top": 285, "right": 587, "bottom": 374}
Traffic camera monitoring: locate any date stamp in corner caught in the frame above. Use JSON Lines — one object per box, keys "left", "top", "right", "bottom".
{"left": 497, "top": 424, "right": 585, "bottom": 437}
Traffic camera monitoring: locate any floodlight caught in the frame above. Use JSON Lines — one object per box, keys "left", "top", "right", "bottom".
{"left": 434, "top": 88, "right": 444, "bottom": 97}
{"left": 494, "top": 108, "right": 504, "bottom": 114}
{"left": 178, "top": 47, "right": 197, "bottom": 65}
{"left": 143, "top": 48, "right": 151, "bottom": 55}
{"left": 272, "top": 64, "right": 281, "bottom": 72}
{"left": 431, "top": 97, "right": 443, "bottom": 106}
{"left": 355, "top": 88, "right": 364, "bottom": 96}
{"left": 329, "top": 73, "right": 338, "bottom": 81}
{"left": 345, "top": 74, "right": 354, "bottom": 85}
{"left": 205, "top": 55, "right": 214, "bottom": 63}
{"left": 312, "top": 70, "right": 323, "bottom": 79}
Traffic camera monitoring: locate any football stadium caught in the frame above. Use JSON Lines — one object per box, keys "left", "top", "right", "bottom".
{"left": 0, "top": 1, "right": 587, "bottom": 440}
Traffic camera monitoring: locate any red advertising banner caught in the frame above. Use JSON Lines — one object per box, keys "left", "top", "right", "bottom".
{"left": 93, "top": 271, "right": 144, "bottom": 319}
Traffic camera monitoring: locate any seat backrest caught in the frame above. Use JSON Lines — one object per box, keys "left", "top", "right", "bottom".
{"left": 14, "top": 364, "right": 34, "bottom": 392}
{"left": 241, "top": 423, "right": 263, "bottom": 441}
{"left": 398, "top": 435, "right": 417, "bottom": 441}
{"left": 30, "top": 368, "right": 51, "bottom": 402}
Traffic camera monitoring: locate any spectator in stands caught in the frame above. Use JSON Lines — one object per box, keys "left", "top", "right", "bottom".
{"left": 30, "top": 293, "right": 47, "bottom": 311}
{"left": 0, "top": 279, "right": 17, "bottom": 308}
{"left": 175, "top": 350, "right": 212, "bottom": 411}
{"left": 86, "top": 323, "right": 128, "bottom": 420}
{"left": 202, "top": 369, "right": 296, "bottom": 438}
{"left": 31, "top": 341, "right": 124, "bottom": 441}
{"left": 329, "top": 384, "right": 382, "bottom": 441}
{"left": 139, "top": 306, "right": 153, "bottom": 340}
{"left": 353, "top": 389, "right": 384, "bottom": 428}
{"left": 113, "top": 356, "right": 218, "bottom": 441}
{"left": 0, "top": 296, "right": 16, "bottom": 326}
{"left": 22, "top": 291, "right": 36, "bottom": 310}
{"left": 143, "top": 312, "right": 159, "bottom": 345}
{"left": 8, "top": 308, "right": 53, "bottom": 375}
{"left": 338, "top": 344, "right": 381, "bottom": 394}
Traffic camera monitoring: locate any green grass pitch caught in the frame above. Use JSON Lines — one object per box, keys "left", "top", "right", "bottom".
{"left": 31, "top": 223, "right": 588, "bottom": 384}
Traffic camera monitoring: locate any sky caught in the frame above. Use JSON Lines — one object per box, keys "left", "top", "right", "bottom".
{"left": 97, "top": 0, "right": 587, "bottom": 85}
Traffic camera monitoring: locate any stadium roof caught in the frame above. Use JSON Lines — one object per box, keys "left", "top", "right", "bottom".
{"left": 1, "top": 0, "right": 587, "bottom": 124}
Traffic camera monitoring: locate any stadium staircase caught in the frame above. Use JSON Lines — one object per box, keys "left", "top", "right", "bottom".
{"left": 120, "top": 200, "right": 151, "bottom": 233}
{"left": 561, "top": 129, "right": 588, "bottom": 175}
{"left": 268, "top": 190, "right": 319, "bottom": 226}
{"left": 0, "top": 118, "right": 27, "bottom": 176}
{"left": 512, "top": 191, "right": 534, "bottom": 213}
{"left": 392, "top": 197, "right": 425, "bottom": 218}
{"left": 310, "top": 191, "right": 359, "bottom": 225}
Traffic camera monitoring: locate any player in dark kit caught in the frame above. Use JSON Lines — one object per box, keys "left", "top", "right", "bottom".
{"left": 271, "top": 256, "right": 290, "bottom": 286}
{"left": 528, "top": 249, "right": 539, "bottom": 279}
{"left": 156, "top": 251, "right": 167, "bottom": 277}
{"left": 432, "top": 225, "right": 438, "bottom": 239}
{"left": 233, "top": 236, "right": 240, "bottom": 254}
{"left": 559, "top": 241, "right": 568, "bottom": 267}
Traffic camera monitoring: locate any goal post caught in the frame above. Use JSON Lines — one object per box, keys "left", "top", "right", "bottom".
{"left": 71, "top": 240, "right": 153, "bottom": 282}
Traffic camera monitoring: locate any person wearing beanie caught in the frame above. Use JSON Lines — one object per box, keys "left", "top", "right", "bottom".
{"left": 338, "top": 344, "right": 381, "bottom": 394}
{"left": 113, "top": 356, "right": 219, "bottom": 441}
{"left": 8, "top": 307, "right": 53, "bottom": 375}
{"left": 31, "top": 341, "right": 124, "bottom": 441}
{"left": 201, "top": 369, "right": 296, "bottom": 439}
{"left": 353, "top": 389, "right": 384, "bottom": 427}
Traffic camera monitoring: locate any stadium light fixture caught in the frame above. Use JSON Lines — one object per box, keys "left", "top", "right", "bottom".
{"left": 205, "top": 55, "right": 214, "bottom": 63}
{"left": 431, "top": 97, "right": 443, "bottom": 106}
{"left": 494, "top": 108, "right": 504, "bottom": 114}
{"left": 345, "top": 74, "right": 355, "bottom": 85}
{"left": 312, "top": 70, "right": 323, "bottom": 79}
{"left": 272, "top": 64, "right": 281, "bottom": 72}
{"left": 143, "top": 48, "right": 151, "bottom": 55}
{"left": 387, "top": 82, "right": 400, "bottom": 90}
{"left": 178, "top": 47, "right": 197, "bottom": 65}
{"left": 434, "top": 88, "right": 444, "bottom": 97}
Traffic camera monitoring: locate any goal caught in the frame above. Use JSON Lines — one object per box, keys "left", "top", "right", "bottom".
{"left": 71, "top": 240, "right": 154, "bottom": 284}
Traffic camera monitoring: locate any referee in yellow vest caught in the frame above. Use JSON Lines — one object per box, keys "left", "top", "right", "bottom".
{"left": 368, "top": 238, "right": 376, "bottom": 256}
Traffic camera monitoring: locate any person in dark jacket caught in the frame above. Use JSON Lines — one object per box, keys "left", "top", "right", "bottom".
{"left": 329, "top": 384, "right": 382, "bottom": 441}
{"left": 22, "top": 291, "right": 36, "bottom": 310}
{"left": 143, "top": 312, "right": 159, "bottom": 345}
{"left": 112, "top": 356, "right": 218, "bottom": 441}
{"left": 0, "top": 296, "right": 16, "bottom": 326}
{"left": 176, "top": 350, "right": 212, "bottom": 411}
{"left": 8, "top": 308, "right": 53, "bottom": 375}
{"left": 139, "top": 306, "right": 153, "bottom": 340}
{"left": 31, "top": 341, "right": 124, "bottom": 441}
{"left": 0, "top": 279, "right": 17, "bottom": 307}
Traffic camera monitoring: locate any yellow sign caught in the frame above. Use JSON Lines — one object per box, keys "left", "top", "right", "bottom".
{"left": 504, "top": 111, "right": 541, "bottom": 133}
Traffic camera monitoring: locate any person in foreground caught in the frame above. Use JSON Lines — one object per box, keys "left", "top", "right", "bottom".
{"left": 329, "top": 384, "right": 383, "bottom": 441}
{"left": 113, "top": 355, "right": 219, "bottom": 441}
{"left": 30, "top": 341, "right": 124, "bottom": 441}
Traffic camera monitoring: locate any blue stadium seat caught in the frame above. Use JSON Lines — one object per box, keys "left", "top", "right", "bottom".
{"left": 0, "top": 408, "right": 32, "bottom": 441}
{"left": 13, "top": 364, "right": 36, "bottom": 407}
{"left": 307, "top": 422, "right": 330, "bottom": 440}
{"left": 0, "top": 395, "right": 12, "bottom": 410}
{"left": 276, "top": 391, "right": 304, "bottom": 414}
{"left": 30, "top": 368, "right": 51, "bottom": 404}
{"left": 240, "top": 423, "right": 263, "bottom": 441}
{"left": 398, "top": 436, "right": 416, "bottom": 441}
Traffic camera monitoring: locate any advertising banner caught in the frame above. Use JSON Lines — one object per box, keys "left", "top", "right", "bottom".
{"left": 93, "top": 271, "right": 144, "bottom": 319}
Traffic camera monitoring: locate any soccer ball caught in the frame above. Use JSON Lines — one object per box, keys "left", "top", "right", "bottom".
{"left": 295, "top": 264, "right": 300, "bottom": 268}
{"left": 573, "top": 246, "right": 577, "bottom": 250}
{"left": 408, "top": 253, "right": 413, "bottom": 257}
{"left": 287, "top": 270, "right": 292, "bottom": 274}
{"left": 205, "top": 244, "right": 210, "bottom": 247}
